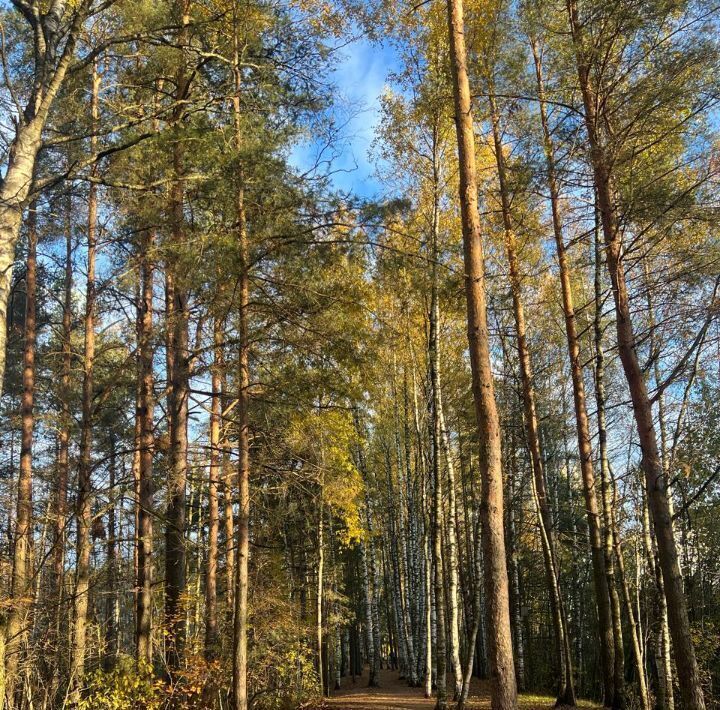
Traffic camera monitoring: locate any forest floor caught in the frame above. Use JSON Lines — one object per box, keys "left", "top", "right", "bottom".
{"left": 320, "top": 668, "right": 602, "bottom": 709}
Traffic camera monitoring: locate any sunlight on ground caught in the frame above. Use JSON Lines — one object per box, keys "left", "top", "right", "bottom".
{"left": 321, "top": 669, "right": 603, "bottom": 710}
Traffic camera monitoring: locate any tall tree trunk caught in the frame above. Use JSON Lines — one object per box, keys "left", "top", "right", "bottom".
{"left": 593, "top": 216, "right": 626, "bottom": 707}
{"left": 593, "top": 216, "right": 646, "bottom": 710}
{"left": 104, "top": 437, "right": 119, "bottom": 670}
{"left": 70, "top": 67, "right": 100, "bottom": 702}
{"left": 505, "top": 437, "right": 525, "bottom": 691}
{"left": 430, "top": 246, "right": 447, "bottom": 710}
{"left": 528, "top": 39, "right": 605, "bottom": 706}
{"left": 566, "top": 3, "right": 705, "bottom": 707}
{"left": 427, "top": 132, "right": 463, "bottom": 694}
{"left": 52, "top": 193, "right": 73, "bottom": 660}
{"left": 1, "top": 202, "right": 38, "bottom": 707}
{"left": 205, "top": 317, "right": 222, "bottom": 657}
{"left": 489, "top": 88, "right": 581, "bottom": 706}
{"left": 222, "top": 370, "right": 235, "bottom": 625}
{"left": 231, "top": 22, "right": 251, "bottom": 701}
{"left": 360, "top": 483, "right": 381, "bottom": 688}
{"left": 390, "top": 361, "right": 418, "bottom": 685}
{"left": 0, "top": 10, "right": 84, "bottom": 391}
{"left": 0, "top": 125, "right": 42, "bottom": 394}
{"left": 136, "top": 231, "right": 155, "bottom": 665}
{"left": 436, "top": 372, "right": 463, "bottom": 699}
{"left": 361, "top": 535, "right": 377, "bottom": 687}
{"left": 640, "top": 478, "right": 674, "bottom": 710}
{"left": 423, "top": 483, "right": 433, "bottom": 699}
{"left": 316, "top": 497, "right": 325, "bottom": 696}
{"left": 164, "top": 192, "right": 189, "bottom": 673}
{"left": 165, "top": 2, "right": 192, "bottom": 671}
{"left": 458, "top": 517, "right": 482, "bottom": 710}
{"left": 425, "top": 138, "right": 459, "bottom": 697}
{"left": 643, "top": 263, "right": 675, "bottom": 710}
{"left": 609, "top": 490, "right": 649, "bottom": 710}
{"left": 445, "top": 0, "right": 517, "bottom": 706}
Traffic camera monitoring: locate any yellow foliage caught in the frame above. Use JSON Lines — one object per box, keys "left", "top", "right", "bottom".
{"left": 78, "top": 657, "right": 164, "bottom": 710}
{"left": 287, "top": 410, "right": 365, "bottom": 543}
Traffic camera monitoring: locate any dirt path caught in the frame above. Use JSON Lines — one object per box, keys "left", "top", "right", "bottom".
{"left": 321, "top": 668, "right": 600, "bottom": 709}
{"left": 323, "top": 668, "right": 453, "bottom": 709}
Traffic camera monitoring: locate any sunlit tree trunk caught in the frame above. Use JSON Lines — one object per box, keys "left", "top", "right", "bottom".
{"left": 104, "top": 437, "right": 119, "bottom": 670}
{"left": 1, "top": 202, "right": 38, "bottom": 707}
{"left": 361, "top": 534, "right": 377, "bottom": 686}
{"left": 136, "top": 231, "right": 154, "bottom": 665}
{"left": 231, "top": 15, "right": 251, "bottom": 702}
{"left": 489, "top": 87, "right": 579, "bottom": 705}
{"left": 593, "top": 217, "right": 648, "bottom": 709}
{"left": 231, "top": 229, "right": 251, "bottom": 683}
{"left": 165, "top": 3, "right": 192, "bottom": 671}
{"left": 205, "top": 317, "right": 222, "bottom": 657}
{"left": 445, "top": 0, "right": 517, "bottom": 706}
{"left": 70, "top": 67, "right": 100, "bottom": 701}
{"left": 429, "top": 231, "right": 447, "bottom": 709}
{"left": 52, "top": 193, "right": 73, "bottom": 660}
{"left": 0, "top": 5, "right": 84, "bottom": 391}
{"left": 643, "top": 263, "right": 675, "bottom": 710}
{"left": 505, "top": 435, "right": 525, "bottom": 691}
{"left": 458, "top": 517, "right": 482, "bottom": 710}
{"left": 437, "top": 367, "right": 463, "bottom": 700}
{"left": 360, "top": 476, "right": 381, "bottom": 688}
{"left": 499, "top": 50, "right": 618, "bottom": 700}
{"left": 0, "top": 125, "right": 42, "bottom": 395}
{"left": 222, "top": 371, "right": 235, "bottom": 625}
{"left": 567, "top": 3, "right": 705, "bottom": 707}
{"left": 423, "top": 488, "right": 433, "bottom": 699}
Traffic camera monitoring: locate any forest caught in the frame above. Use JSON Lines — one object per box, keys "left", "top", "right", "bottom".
{"left": 0, "top": 0, "right": 719, "bottom": 709}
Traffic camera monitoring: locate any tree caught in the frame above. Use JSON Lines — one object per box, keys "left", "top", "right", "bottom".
{"left": 445, "top": 0, "right": 517, "bottom": 706}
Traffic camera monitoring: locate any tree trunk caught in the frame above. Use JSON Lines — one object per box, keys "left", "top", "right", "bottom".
{"left": 52, "top": 193, "right": 73, "bottom": 659}
{"left": 1, "top": 202, "right": 38, "bottom": 707}
{"left": 489, "top": 87, "right": 579, "bottom": 706}
{"left": 0, "top": 125, "right": 43, "bottom": 395}
{"left": 361, "top": 492, "right": 381, "bottom": 687}
{"left": 164, "top": 199, "right": 189, "bottom": 672}
{"left": 566, "top": 3, "right": 705, "bottom": 707}
{"left": 511, "top": 40, "right": 621, "bottom": 698}
{"left": 430, "top": 254, "right": 448, "bottom": 710}
{"left": 361, "top": 536, "right": 378, "bottom": 687}
{"left": 0, "top": 8, "right": 84, "bottom": 391}
{"left": 505, "top": 438, "right": 525, "bottom": 691}
{"left": 593, "top": 216, "right": 645, "bottom": 710}
{"left": 104, "top": 437, "right": 119, "bottom": 670}
{"left": 458, "top": 518, "right": 483, "bottom": 710}
{"left": 445, "top": 0, "right": 517, "bottom": 706}
{"left": 643, "top": 263, "right": 675, "bottom": 710}
{"left": 528, "top": 39, "right": 608, "bottom": 706}
{"left": 205, "top": 317, "right": 222, "bottom": 658}
{"left": 222, "top": 370, "right": 235, "bottom": 624}
{"left": 231, "top": 19, "right": 251, "bottom": 701}
{"left": 436, "top": 359, "right": 463, "bottom": 698}
{"left": 136, "top": 231, "right": 155, "bottom": 665}
{"left": 70, "top": 67, "right": 100, "bottom": 701}
{"left": 424, "top": 486, "right": 433, "bottom": 699}
{"left": 316, "top": 498, "right": 325, "bottom": 696}
{"left": 390, "top": 363, "right": 418, "bottom": 686}
{"left": 165, "top": 2, "right": 192, "bottom": 666}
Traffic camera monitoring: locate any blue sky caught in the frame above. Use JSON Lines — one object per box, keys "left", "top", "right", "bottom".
{"left": 288, "top": 35, "right": 398, "bottom": 199}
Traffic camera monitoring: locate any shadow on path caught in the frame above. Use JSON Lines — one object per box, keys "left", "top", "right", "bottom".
{"left": 320, "top": 667, "right": 601, "bottom": 710}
